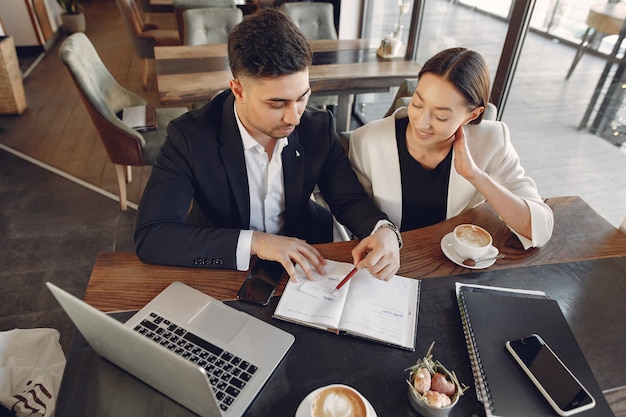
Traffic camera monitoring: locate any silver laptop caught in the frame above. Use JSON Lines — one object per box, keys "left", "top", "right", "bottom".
{"left": 47, "top": 281, "right": 294, "bottom": 417}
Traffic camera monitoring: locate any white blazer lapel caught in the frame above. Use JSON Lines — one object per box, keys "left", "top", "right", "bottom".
{"left": 368, "top": 115, "right": 403, "bottom": 226}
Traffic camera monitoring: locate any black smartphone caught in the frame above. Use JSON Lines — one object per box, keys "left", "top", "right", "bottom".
{"left": 505, "top": 334, "right": 595, "bottom": 416}
{"left": 237, "top": 260, "right": 285, "bottom": 306}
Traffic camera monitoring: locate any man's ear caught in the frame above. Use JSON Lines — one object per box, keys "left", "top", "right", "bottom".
{"left": 230, "top": 79, "right": 244, "bottom": 100}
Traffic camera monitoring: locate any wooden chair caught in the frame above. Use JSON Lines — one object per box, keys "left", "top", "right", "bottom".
{"left": 173, "top": 0, "right": 236, "bottom": 41}
{"left": 182, "top": 7, "right": 242, "bottom": 45}
{"left": 116, "top": 0, "right": 181, "bottom": 89}
{"left": 59, "top": 33, "right": 187, "bottom": 211}
{"left": 281, "top": 2, "right": 338, "bottom": 109}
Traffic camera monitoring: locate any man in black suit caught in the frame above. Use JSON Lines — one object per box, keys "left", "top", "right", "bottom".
{"left": 134, "top": 9, "right": 401, "bottom": 281}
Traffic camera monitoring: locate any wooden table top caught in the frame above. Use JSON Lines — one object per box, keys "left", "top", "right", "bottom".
{"left": 587, "top": 2, "right": 626, "bottom": 35}
{"left": 154, "top": 39, "right": 382, "bottom": 60}
{"left": 83, "top": 195, "right": 626, "bottom": 312}
{"left": 154, "top": 39, "right": 421, "bottom": 105}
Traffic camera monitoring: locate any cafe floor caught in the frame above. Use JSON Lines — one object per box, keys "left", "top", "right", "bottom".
{"left": 0, "top": 149, "right": 136, "bottom": 356}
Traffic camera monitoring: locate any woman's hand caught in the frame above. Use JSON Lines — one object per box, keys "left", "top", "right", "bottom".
{"left": 451, "top": 125, "right": 533, "bottom": 240}
{"left": 452, "top": 125, "right": 481, "bottom": 181}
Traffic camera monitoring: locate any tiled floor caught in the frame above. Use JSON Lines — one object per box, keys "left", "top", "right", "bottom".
{"left": 0, "top": 150, "right": 136, "bottom": 356}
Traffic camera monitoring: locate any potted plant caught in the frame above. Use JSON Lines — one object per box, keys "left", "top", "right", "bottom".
{"left": 57, "top": 0, "right": 86, "bottom": 34}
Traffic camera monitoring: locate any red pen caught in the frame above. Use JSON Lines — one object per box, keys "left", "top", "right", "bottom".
{"left": 334, "top": 267, "right": 358, "bottom": 293}
{"left": 334, "top": 252, "right": 369, "bottom": 293}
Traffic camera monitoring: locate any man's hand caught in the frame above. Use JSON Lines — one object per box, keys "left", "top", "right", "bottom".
{"left": 251, "top": 232, "right": 327, "bottom": 282}
{"left": 351, "top": 227, "right": 400, "bottom": 281}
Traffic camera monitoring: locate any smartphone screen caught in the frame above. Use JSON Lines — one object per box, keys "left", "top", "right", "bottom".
{"left": 505, "top": 334, "right": 595, "bottom": 416}
{"left": 237, "top": 260, "right": 285, "bottom": 306}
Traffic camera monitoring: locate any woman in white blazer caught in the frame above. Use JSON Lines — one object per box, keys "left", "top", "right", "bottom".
{"left": 349, "top": 48, "right": 553, "bottom": 249}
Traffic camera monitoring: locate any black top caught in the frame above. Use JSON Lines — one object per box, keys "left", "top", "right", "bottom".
{"left": 396, "top": 118, "right": 451, "bottom": 232}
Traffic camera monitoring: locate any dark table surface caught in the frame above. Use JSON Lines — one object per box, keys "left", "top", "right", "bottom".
{"left": 56, "top": 256, "right": 626, "bottom": 417}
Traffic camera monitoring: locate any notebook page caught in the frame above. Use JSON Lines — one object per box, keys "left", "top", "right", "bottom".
{"left": 273, "top": 260, "right": 352, "bottom": 330}
{"left": 338, "top": 271, "right": 419, "bottom": 350}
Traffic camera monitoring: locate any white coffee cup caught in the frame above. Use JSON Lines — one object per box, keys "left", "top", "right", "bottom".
{"left": 452, "top": 224, "right": 493, "bottom": 261}
{"left": 310, "top": 384, "right": 369, "bottom": 417}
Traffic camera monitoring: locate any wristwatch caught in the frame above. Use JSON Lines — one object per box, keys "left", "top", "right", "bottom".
{"left": 372, "top": 220, "right": 403, "bottom": 249}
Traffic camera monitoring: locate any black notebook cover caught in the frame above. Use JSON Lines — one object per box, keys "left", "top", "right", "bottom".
{"left": 458, "top": 290, "right": 613, "bottom": 417}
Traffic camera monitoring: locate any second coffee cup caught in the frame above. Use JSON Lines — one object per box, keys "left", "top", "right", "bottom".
{"left": 452, "top": 224, "right": 492, "bottom": 261}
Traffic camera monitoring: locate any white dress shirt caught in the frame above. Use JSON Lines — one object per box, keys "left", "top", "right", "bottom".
{"left": 234, "top": 105, "right": 288, "bottom": 270}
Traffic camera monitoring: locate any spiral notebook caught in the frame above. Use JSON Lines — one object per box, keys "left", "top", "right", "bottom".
{"left": 455, "top": 283, "right": 612, "bottom": 417}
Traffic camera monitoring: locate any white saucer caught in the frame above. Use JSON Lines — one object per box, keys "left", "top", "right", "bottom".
{"left": 440, "top": 232, "right": 499, "bottom": 270}
{"left": 295, "top": 385, "right": 377, "bottom": 417}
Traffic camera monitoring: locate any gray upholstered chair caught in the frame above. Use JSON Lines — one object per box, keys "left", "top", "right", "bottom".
{"left": 620, "top": 215, "right": 626, "bottom": 234}
{"left": 281, "top": 2, "right": 338, "bottom": 109}
{"left": 59, "top": 33, "right": 187, "bottom": 211}
{"left": 280, "top": 2, "right": 337, "bottom": 41}
{"left": 173, "top": 0, "right": 237, "bottom": 41}
{"left": 182, "top": 7, "right": 243, "bottom": 45}
{"left": 116, "top": 0, "right": 181, "bottom": 90}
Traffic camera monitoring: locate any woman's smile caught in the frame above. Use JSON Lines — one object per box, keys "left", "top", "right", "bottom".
{"left": 414, "top": 128, "right": 434, "bottom": 140}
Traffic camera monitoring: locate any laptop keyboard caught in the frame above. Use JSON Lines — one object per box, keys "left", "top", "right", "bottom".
{"left": 133, "top": 312, "right": 258, "bottom": 413}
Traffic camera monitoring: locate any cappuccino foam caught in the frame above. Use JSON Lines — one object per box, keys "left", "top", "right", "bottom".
{"left": 455, "top": 226, "right": 491, "bottom": 247}
{"left": 311, "top": 386, "right": 367, "bottom": 417}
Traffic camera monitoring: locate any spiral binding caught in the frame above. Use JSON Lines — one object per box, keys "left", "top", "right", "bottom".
{"left": 457, "top": 291, "right": 495, "bottom": 415}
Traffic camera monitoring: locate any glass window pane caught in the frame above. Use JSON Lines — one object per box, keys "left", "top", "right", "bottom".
{"left": 458, "top": 0, "right": 512, "bottom": 18}
{"left": 356, "top": 0, "right": 626, "bottom": 226}
{"left": 358, "top": 0, "right": 510, "bottom": 121}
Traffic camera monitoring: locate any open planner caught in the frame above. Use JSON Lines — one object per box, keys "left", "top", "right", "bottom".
{"left": 455, "top": 282, "right": 611, "bottom": 417}
{"left": 273, "top": 260, "right": 420, "bottom": 350}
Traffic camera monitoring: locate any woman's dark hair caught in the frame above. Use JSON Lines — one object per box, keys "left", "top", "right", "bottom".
{"left": 418, "top": 47, "right": 491, "bottom": 124}
{"left": 228, "top": 9, "right": 313, "bottom": 79}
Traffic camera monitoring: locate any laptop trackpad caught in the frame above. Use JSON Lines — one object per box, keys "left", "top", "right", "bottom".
{"left": 189, "top": 301, "right": 248, "bottom": 343}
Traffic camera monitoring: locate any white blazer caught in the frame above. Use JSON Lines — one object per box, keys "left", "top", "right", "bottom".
{"left": 348, "top": 107, "right": 554, "bottom": 249}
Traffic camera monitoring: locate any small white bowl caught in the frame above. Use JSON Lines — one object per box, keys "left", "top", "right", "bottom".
{"left": 407, "top": 386, "right": 459, "bottom": 417}
{"left": 407, "top": 361, "right": 462, "bottom": 417}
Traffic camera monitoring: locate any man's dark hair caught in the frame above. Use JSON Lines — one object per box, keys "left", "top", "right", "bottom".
{"left": 228, "top": 9, "right": 313, "bottom": 79}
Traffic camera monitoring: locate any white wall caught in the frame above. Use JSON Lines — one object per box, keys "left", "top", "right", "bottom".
{"left": 0, "top": 1, "right": 39, "bottom": 46}
{"left": 0, "top": 0, "right": 61, "bottom": 47}
{"left": 338, "top": 0, "right": 363, "bottom": 39}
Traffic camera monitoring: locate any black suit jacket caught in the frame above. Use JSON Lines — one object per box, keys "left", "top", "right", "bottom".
{"left": 134, "top": 90, "right": 388, "bottom": 269}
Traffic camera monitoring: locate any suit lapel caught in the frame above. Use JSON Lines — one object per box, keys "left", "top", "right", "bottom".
{"left": 218, "top": 95, "right": 250, "bottom": 228}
